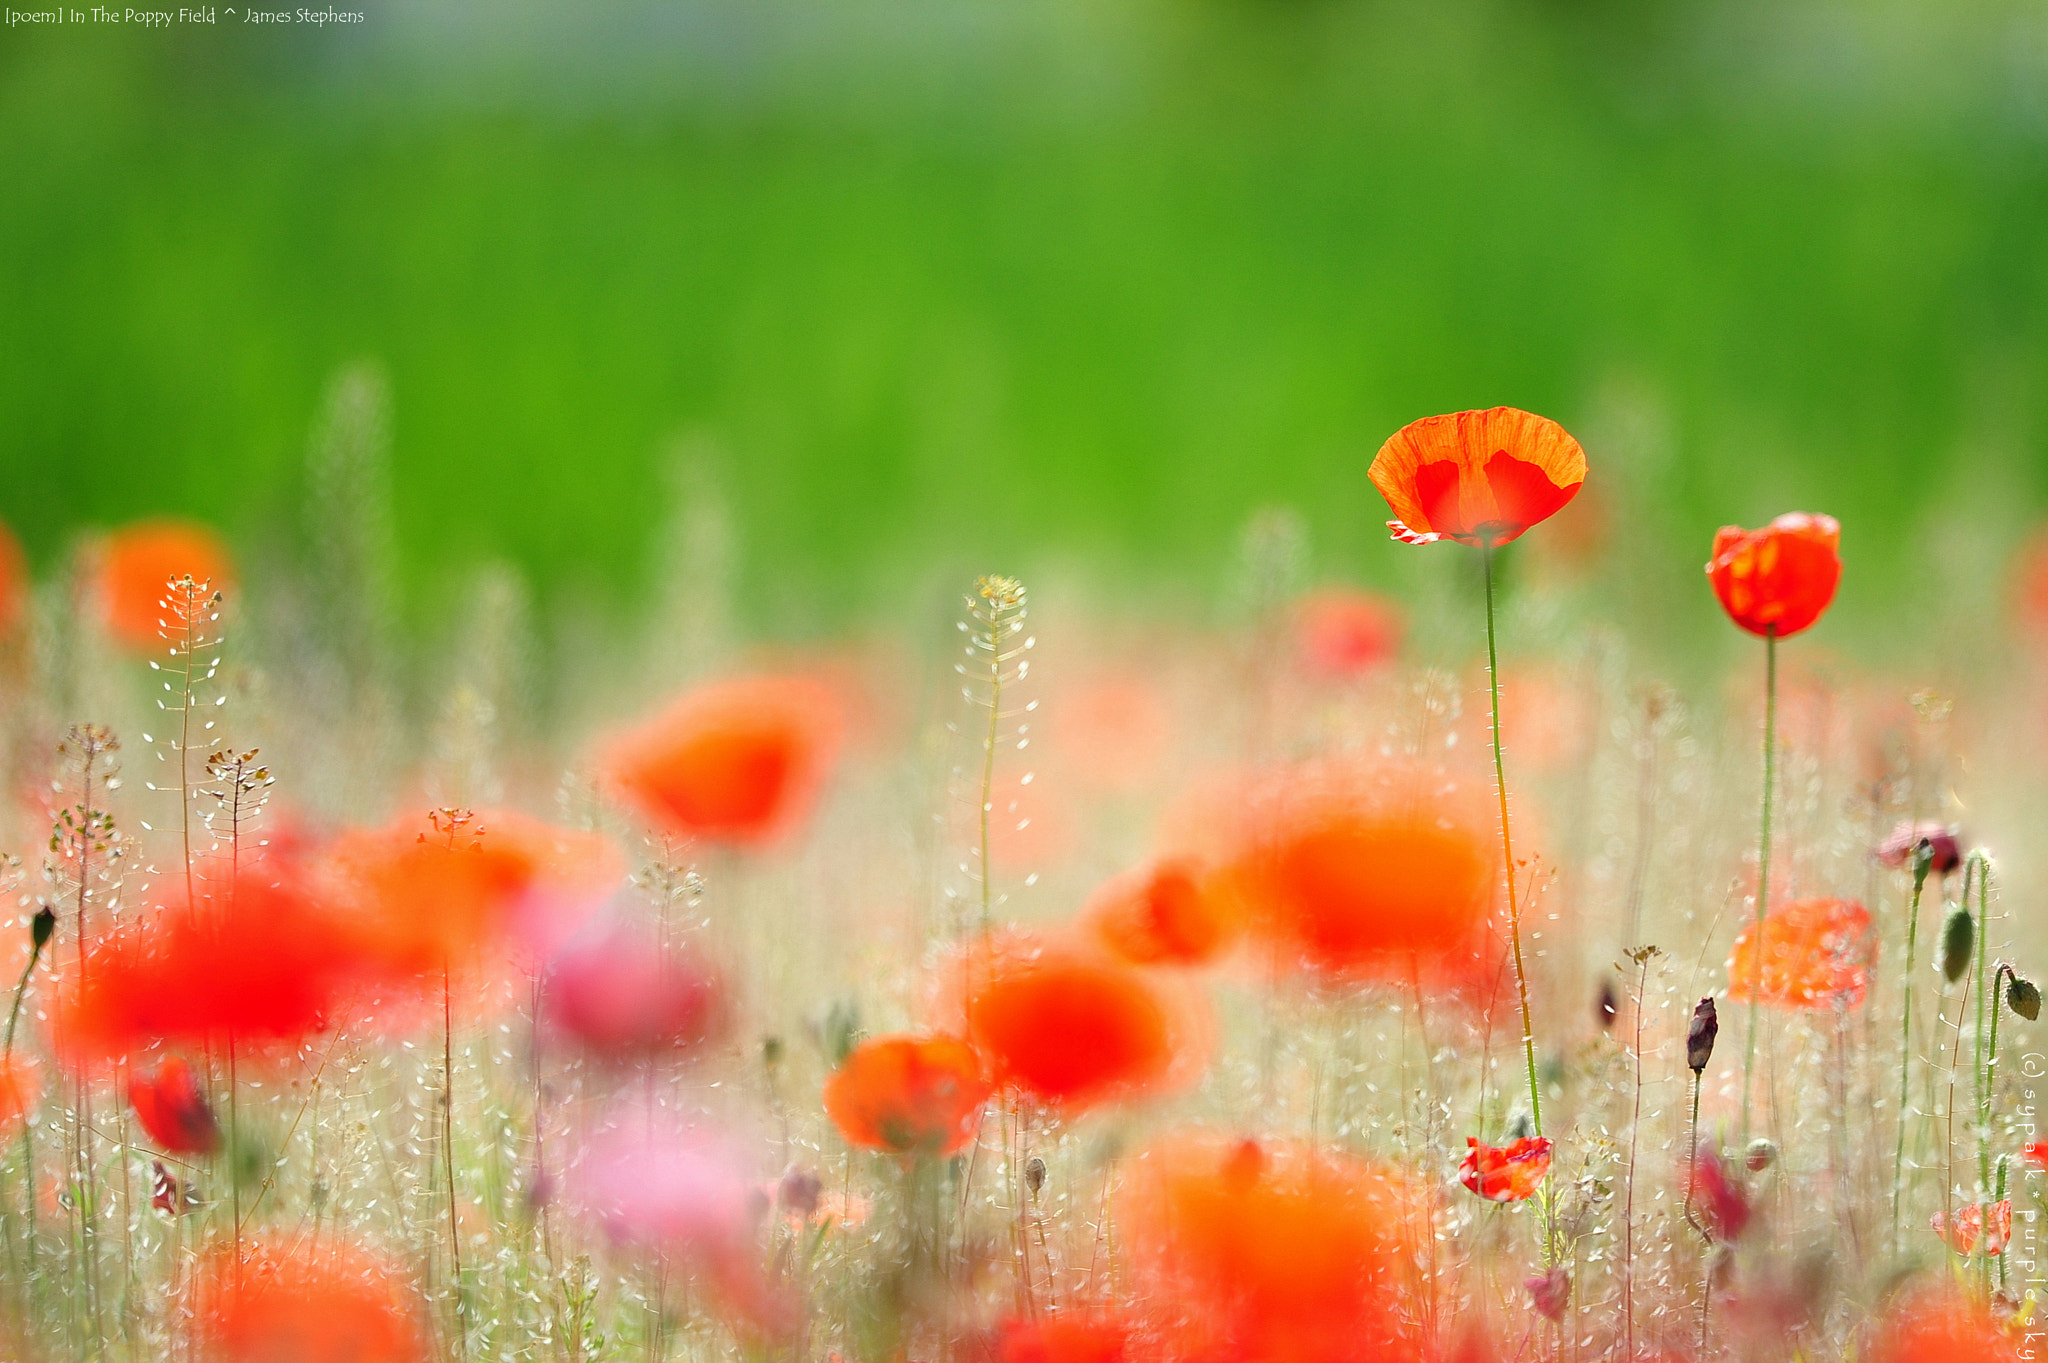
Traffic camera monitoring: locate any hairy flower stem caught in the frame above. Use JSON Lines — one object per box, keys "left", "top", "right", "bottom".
{"left": 1969, "top": 856, "right": 1994, "bottom": 1293}
{"left": 444, "top": 962, "right": 465, "bottom": 1358}
{"left": 1741, "top": 629, "right": 1778, "bottom": 1145}
{"left": 1890, "top": 853, "right": 1931, "bottom": 1253}
{"left": 1622, "top": 953, "right": 1652, "bottom": 1362}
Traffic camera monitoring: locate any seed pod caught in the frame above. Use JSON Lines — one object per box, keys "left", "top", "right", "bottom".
{"left": 1025, "top": 1155, "right": 1047, "bottom": 1197}
{"left": 2009, "top": 973, "right": 2042, "bottom": 1022}
{"left": 1745, "top": 1138, "right": 1777, "bottom": 1173}
{"left": 1941, "top": 907, "right": 1975, "bottom": 984}
{"left": 29, "top": 906, "right": 54, "bottom": 952}
{"left": 1687, "top": 997, "right": 1719, "bottom": 1074}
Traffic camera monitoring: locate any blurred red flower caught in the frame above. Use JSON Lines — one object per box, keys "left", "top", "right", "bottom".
{"left": 95, "top": 519, "right": 235, "bottom": 651}
{"left": 1931, "top": 1199, "right": 2011, "bottom": 1255}
{"left": 1294, "top": 588, "right": 1403, "bottom": 676}
{"left": 1726, "top": 896, "right": 1873, "bottom": 1010}
{"left": 1706, "top": 513, "right": 1841, "bottom": 639}
{"left": 602, "top": 674, "right": 842, "bottom": 848}
{"left": 129, "top": 1055, "right": 221, "bottom": 1156}
{"left": 996, "top": 1312, "right": 1135, "bottom": 1363}
{"left": 0, "top": 517, "right": 26, "bottom": 637}
{"left": 1875, "top": 821, "right": 1961, "bottom": 874}
{"left": 542, "top": 920, "right": 723, "bottom": 1060}
{"left": 2024, "top": 1140, "right": 2048, "bottom": 1173}
{"left": 1082, "top": 858, "right": 1238, "bottom": 968}
{"left": 1368, "top": 407, "right": 1587, "bottom": 548}
{"left": 822, "top": 1034, "right": 991, "bottom": 1157}
{"left": 1458, "top": 1135, "right": 1551, "bottom": 1202}
{"left": 195, "top": 1240, "right": 427, "bottom": 1363}
{"left": 1690, "top": 1145, "right": 1752, "bottom": 1243}
{"left": 0, "top": 1054, "right": 38, "bottom": 1140}
{"left": 1121, "top": 1133, "right": 1432, "bottom": 1363}
{"left": 959, "top": 933, "right": 1207, "bottom": 1113}
{"left": 1865, "top": 1290, "right": 2021, "bottom": 1363}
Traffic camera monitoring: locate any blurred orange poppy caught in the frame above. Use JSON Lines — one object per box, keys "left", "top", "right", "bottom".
{"left": 1082, "top": 858, "right": 1238, "bottom": 968}
{"left": 1706, "top": 513, "right": 1841, "bottom": 639}
{"left": 958, "top": 933, "right": 1207, "bottom": 1112}
{"left": 1294, "top": 588, "right": 1402, "bottom": 677}
{"left": 1726, "top": 896, "right": 1872, "bottom": 1009}
{"left": 129, "top": 1055, "right": 221, "bottom": 1156}
{"left": 1369, "top": 408, "right": 1587, "bottom": 548}
{"left": 194, "top": 1239, "right": 427, "bottom": 1363}
{"left": 96, "top": 519, "right": 235, "bottom": 651}
{"left": 1865, "top": 1290, "right": 2021, "bottom": 1363}
{"left": 602, "top": 675, "right": 842, "bottom": 847}
{"left": 822, "top": 1034, "right": 991, "bottom": 1157}
{"left": 0, "top": 1054, "right": 38, "bottom": 1140}
{"left": 1457, "top": 1135, "right": 1550, "bottom": 1202}
{"left": 1121, "top": 1134, "right": 1431, "bottom": 1363}
{"left": 996, "top": 1313, "right": 1135, "bottom": 1363}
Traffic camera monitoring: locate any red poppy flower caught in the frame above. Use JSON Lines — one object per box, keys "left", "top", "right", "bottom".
{"left": 1706, "top": 513, "right": 1841, "bottom": 639}
{"left": 1690, "top": 1145, "right": 1752, "bottom": 1243}
{"left": 1121, "top": 1134, "right": 1431, "bottom": 1363}
{"left": 958, "top": 934, "right": 1207, "bottom": 1112}
{"left": 1369, "top": 407, "right": 1588, "bottom": 548}
{"left": 1082, "top": 858, "right": 1238, "bottom": 968}
{"left": 822, "top": 1034, "right": 991, "bottom": 1157}
{"left": 543, "top": 923, "right": 723, "bottom": 1061}
{"left": 2025, "top": 1140, "right": 2048, "bottom": 1173}
{"left": 1932, "top": 1200, "right": 2011, "bottom": 1255}
{"left": 1458, "top": 1135, "right": 1551, "bottom": 1202}
{"left": 95, "top": 519, "right": 235, "bottom": 651}
{"left": 1875, "top": 821, "right": 1962, "bottom": 874}
{"left": 1865, "top": 1290, "right": 2022, "bottom": 1363}
{"left": 997, "top": 1313, "right": 1134, "bottom": 1363}
{"left": 1726, "top": 896, "right": 1873, "bottom": 1010}
{"left": 1215, "top": 776, "right": 1493, "bottom": 985}
{"left": 1294, "top": 589, "right": 1403, "bottom": 676}
{"left": 0, "top": 1054, "right": 39, "bottom": 1139}
{"left": 0, "top": 518, "right": 26, "bottom": 637}
{"left": 195, "top": 1240, "right": 427, "bottom": 1363}
{"left": 129, "top": 1055, "right": 221, "bottom": 1156}
{"left": 602, "top": 675, "right": 842, "bottom": 848}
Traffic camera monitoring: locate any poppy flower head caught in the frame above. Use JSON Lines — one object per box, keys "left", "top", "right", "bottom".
{"left": 542, "top": 921, "right": 724, "bottom": 1060}
{"left": 1865, "top": 1290, "right": 2021, "bottom": 1363}
{"left": 1121, "top": 1134, "right": 1430, "bottom": 1363}
{"left": 2025, "top": 1140, "right": 2048, "bottom": 1174}
{"left": 957, "top": 933, "right": 1208, "bottom": 1113}
{"left": 1726, "top": 896, "right": 1873, "bottom": 1010}
{"left": 1082, "top": 858, "right": 1239, "bottom": 968}
{"left": 1294, "top": 588, "right": 1403, "bottom": 677}
{"left": 1875, "top": 821, "right": 1962, "bottom": 875}
{"left": 822, "top": 1033, "right": 991, "bottom": 1157}
{"left": 602, "top": 675, "right": 843, "bottom": 848}
{"left": 129, "top": 1055, "right": 222, "bottom": 1156}
{"left": 1369, "top": 407, "right": 1587, "bottom": 548}
{"left": 1689, "top": 1145, "right": 1752, "bottom": 1243}
{"left": 95, "top": 519, "right": 235, "bottom": 652}
{"left": 194, "top": 1239, "right": 427, "bottom": 1363}
{"left": 0, "top": 518, "right": 26, "bottom": 637}
{"left": 1706, "top": 513, "right": 1841, "bottom": 639}
{"left": 1458, "top": 1135, "right": 1551, "bottom": 1202}
{"left": 0, "top": 1053, "right": 39, "bottom": 1140}
{"left": 1932, "top": 1199, "right": 2011, "bottom": 1256}
{"left": 996, "top": 1313, "right": 1134, "bottom": 1363}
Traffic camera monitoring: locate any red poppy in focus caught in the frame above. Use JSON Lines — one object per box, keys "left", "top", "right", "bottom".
{"left": 1726, "top": 897, "right": 1873, "bottom": 1010}
{"left": 195, "top": 1240, "right": 427, "bottom": 1363}
{"left": 61, "top": 874, "right": 369, "bottom": 1062}
{"left": 129, "top": 1055, "right": 221, "bottom": 1156}
{"left": 0, "top": 518, "right": 26, "bottom": 637}
{"left": 1368, "top": 407, "right": 1588, "bottom": 548}
{"left": 997, "top": 1313, "right": 1134, "bottom": 1363}
{"left": 1121, "top": 1134, "right": 1431, "bottom": 1363}
{"left": 959, "top": 934, "right": 1206, "bottom": 1112}
{"left": 1082, "top": 859, "right": 1238, "bottom": 968}
{"left": 1689, "top": 1145, "right": 1752, "bottom": 1243}
{"left": 543, "top": 922, "right": 723, "bottom": 1060}
{"left": 1932, "top": 1200, "right": 2011, "bottom": 1256}
{"left": 95, "top": 519, "right": 235, "bottom": 651}
{"left": 822, "top": 1034, "right": 991, "bottom": 1157}
{"left": 602, "top": 675, "right": 842, "bottom": 848}
{"left": 1294, "top": 589, "right": 1403, "bottom": 677}
{"left": 1458, "top": 1135, "right": 1551, "bottom": 1202}
{"left": 1215, "top": 778, "right": 1493, "bottom": 985}
{"left": 1865, "top": 1290, "right": 2021, "bottom": 1363}
{"left": 1706, "top": 513, "right": 1841, "bottom": 639}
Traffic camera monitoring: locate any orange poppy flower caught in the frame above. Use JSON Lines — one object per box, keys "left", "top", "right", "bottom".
{"left": 1121, "top": 1134, "right": 1431, "bottom": 1363}
{"left": 0, "top": 1054, "right": 39, "bottom": 1139}
{"left": 0, "top": 518, "right": 26, "bottom": 637}
{"left": 996, "top": 1313, "right": 1135, "bottom": 1363}
{"left": 822, "top": 1034, "right": 991, "bottom": 1157}
{"left": 1457, "top": 1135, "right": 1551, "bottom": 1202}
{"left": 1931, "top": 1200, "right": 2011, "bottom": 1255}
{"left": 2025, "top": 1140, "right": 2048, "bottom": 1173}
{"left": 1368, "top": 408, "right": 1588, "bottom": 548}
{"left": 1214, "top": 777, "right": 1493, "bottom": 985}
{"left": 95, "top": 519, "right": 235, "bottom": 651}
{"left": 1726, "top": 896, "right": 1872, "bottom": 1009}
{"left": 1082, "top": 858, "right": 1238, "bottom": 968}
{"left": 958, "top": 933, "right": 1207, "bottom": 1112}
{"left": 602, "top": 675, "right": 843, "bottom": 847}
{"left": 1294, "top": 588, "right": 1403, "bottom": 677}
{"left": 129, "top": 1055, "right": 222, "bottom": 1156}
{"left": 194, "top": 1240, "right": 427, "bottom": 1363}
{"left": 1865, "top": 1291, "right": 2021, "bottom": 1363}
{"left": 1706, "top": 513, "right": 1841, "bottom": 639}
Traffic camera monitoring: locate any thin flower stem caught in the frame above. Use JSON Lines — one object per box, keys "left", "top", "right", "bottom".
{"left": 1741, "top": 628, "right": 1778, "bottom": 1144}
{"left": 443, "top": 962, "right": 465, "bottom": 1359}
{"left": 1971, "top": 856, "right": 1994, "bottom": 1293}
{"left": 1890, "top": 857, "right": 1929, "bottom": 1254}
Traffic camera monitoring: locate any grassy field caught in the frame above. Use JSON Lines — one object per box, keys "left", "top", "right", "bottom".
{"left": 1, "top": 0, "right": 2045, "bottom": 645}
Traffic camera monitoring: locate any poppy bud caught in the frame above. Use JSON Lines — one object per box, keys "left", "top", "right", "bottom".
{"left": 2008, "top": 973, "right": 2042, "bottom": 1022}
{"left": 29, "top": 907, "right": 53, "bottom": 952}
{"left": 1941, "top": 907, "right": 1975, "bottom": 984}
{"left": 1025, "top": 1155, "right": 1047, "bottom": 1197}
{"left": 1687, "top": 997, "right": 1718, "bottom": 1074}
{"left": 1745, "top": 1138, "right": 1777, "bottom": 1173}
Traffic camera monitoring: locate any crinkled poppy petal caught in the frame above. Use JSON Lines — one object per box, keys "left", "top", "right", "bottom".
{"left": 1706, "top": 512, "right": 1842, "bottom": 638}
{"left": 1458, "top": 1136, "right": 1552, "bottom": 1202}
{"left": 1370, "top": 408, "right": 1587, "bottom": 547}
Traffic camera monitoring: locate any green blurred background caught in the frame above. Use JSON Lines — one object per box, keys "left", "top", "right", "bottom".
{"left": 2, "top": 0, "right": 2045, "bottom": 647}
